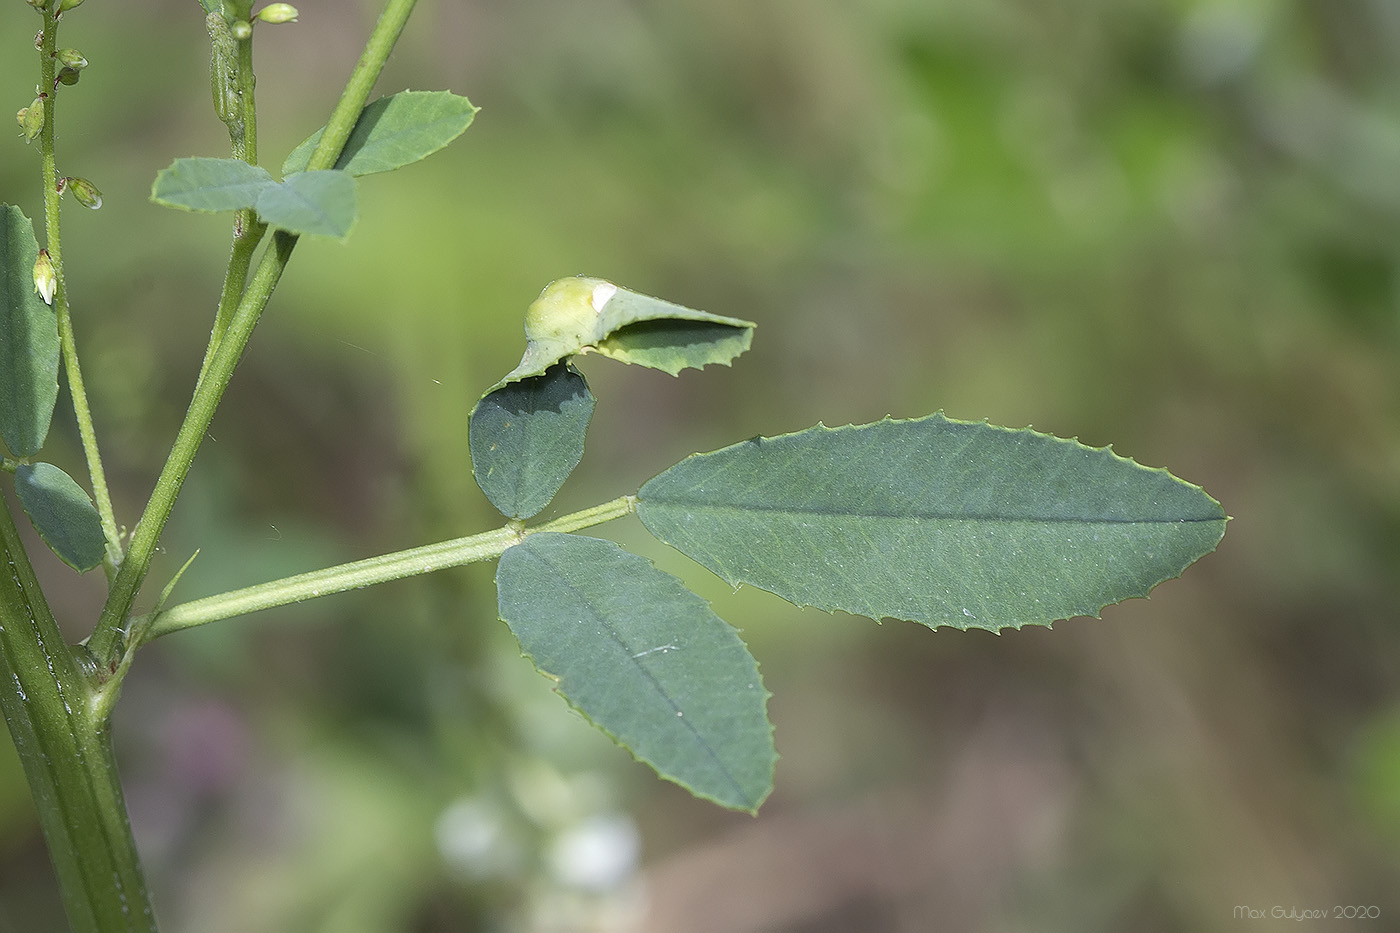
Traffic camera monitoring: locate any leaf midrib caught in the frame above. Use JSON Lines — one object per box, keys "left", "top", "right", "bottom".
{"left": 640, "top": 498, "right": 1225, "bottom": 525}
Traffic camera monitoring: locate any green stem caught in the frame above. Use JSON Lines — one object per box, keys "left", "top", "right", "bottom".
{"left": 87, "top": 0, "right": 421, "bottom": 666}
{"left": 132, "top": 496, "right": 638, "bottom": 645}
{"left": 196, "top": 5, "right": 266, "bottom": 390}
{"left": 0, "top": 500, "right": 155, "bottom": 933}
{"left": 38, "top": 5, "right": 123, "bottom": 576}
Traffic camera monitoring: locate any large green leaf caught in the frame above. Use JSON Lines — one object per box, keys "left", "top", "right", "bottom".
{"left": 638, "top": 414, "right": 1227, "bottom": 631}
{"left": 150, "top": 157, "right": 275, "bottom": 213}
{"left": 469, "top": 363, "right": 595, "bottom": 519}
{"left": 496, "top": 533, "right": 775, "bottom": 812}
{"left": 500, "top": 277, "right": 754, "bottom": 387}
{"left": 281, "top": 90, "right": 479, "bottom": 177}
{"left": 14, "top": 462, "right": 106, "bottom": 573}
{"left": 254, "top": 170, "right": 358, "bottom": 239}
{"left": 0, "top": 206, "right": 59, "bottom": 458}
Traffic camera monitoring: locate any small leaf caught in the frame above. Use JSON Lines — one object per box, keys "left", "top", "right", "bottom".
{"left": 15, "top": 463, "right": 106, "bottom": 573}
{"left": 281, "top": 90, "right": 479, "bottom": 177}
{"left": 497, "top": 533, "right": 775, "bottom": 812}
{"left": 150, "top": 157, "right": 275, "bottom": 213}
{"left": 254, "top": 170, "right": 357, "bottom": 239}
{"left": 469, "top": 363, "right": 596, "bottom": 519}
{"left": 638, "top": 414, "right": 1227, "bottom": 631}
{"left": 501, "top": 276, "right": 754, "bottom": 386}
{"left": 0, "top": 205, "right": 60, "bottom": 458}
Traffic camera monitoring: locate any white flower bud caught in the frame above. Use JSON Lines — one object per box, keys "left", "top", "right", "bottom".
{"left": 34, "top": 249, "right": 56, "bottom": 305}
{"left": 256, "top": 3, "right": 298, "bottom": 24}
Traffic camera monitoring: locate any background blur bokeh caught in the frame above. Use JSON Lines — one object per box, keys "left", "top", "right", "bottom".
{"left": 3, "top": 0, "right": 1400, "bottom": 930}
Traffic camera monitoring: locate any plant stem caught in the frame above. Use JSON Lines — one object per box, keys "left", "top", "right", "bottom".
{"left": 196, "top": 10, "right": 267, "bottom": 390}
{"left": 133, "top": 496, "right": 638, "bottom": 644}
{"left": 0, "top": 500, "right": 155, "bottom": 933}
{"left": 38, "top": 5, "right": 122, "bottom": 576}
{"left": 86, "top": 0, "right": 421, "bottom": 667}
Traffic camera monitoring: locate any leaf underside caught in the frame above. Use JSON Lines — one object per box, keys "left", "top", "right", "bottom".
{"left": 470, "top": 363, "right": 596, "bottom": 519}
{"left": 496, "top": 533, "right": 775, "bottom": 812}
{"left": 638, "top": 413, "right": 1227, "bottom": 631}
{"left": 15, "top": 462, "right": 106, "bottom": 573}
{"left": 0, "top": 205, "right": 59, "bottom": 457}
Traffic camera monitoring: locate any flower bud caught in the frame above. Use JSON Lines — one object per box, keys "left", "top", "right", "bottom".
{"left": 56, "top": 48, "right": 88, "bottom": 70}
{"left": 231, "top": 19, "right": 252, "bottom": 39}
{"left": 256, "top": 3, "right": 298, "bottom": 23}
{"left": 57, "top": 0, "right": 86, "bottom": 12}
{"left": 66, "top": 176, "right": 102, "bottom": 209}
{"left": 33, "top": 250, "right": 56, "bottom": 305}
{"left": 20, "top": 97, "right": 44, "bottom": 142}
{"left": 26, "top": 0, "right": 50, "bottom": 11}
{"left": 57, "top": 67, "right": 81, "bottom": 86}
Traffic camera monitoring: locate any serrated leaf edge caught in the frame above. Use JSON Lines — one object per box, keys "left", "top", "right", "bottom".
{"left": 637, "top": 411, "right": 1228, "bottom": 632}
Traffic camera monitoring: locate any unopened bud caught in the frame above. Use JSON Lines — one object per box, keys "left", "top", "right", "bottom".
{"left": 20, "top": 97, "right": 44, "bottom": 141}
{"left": 66, "top": 176, "right": 102, "bottom": 209}
{"left": 231, "top": 19, "right": 252, "bottom": 39}
{"left": 255, "top": 3, "right": 298, "bottom": 24}
{"left": 57, "top": 67, "right": 81, "bottom": 86}
{"left": 26, "top": 0, "right": 49, "bottom": 11}
{"left": 56, "top": 48, "right": 88, "bottom": 70}
{"left": 57, "top": 0, "right": 86, "bottom": 12}
{"left": 33, "top": 250, "right": 56, "bottom": 305}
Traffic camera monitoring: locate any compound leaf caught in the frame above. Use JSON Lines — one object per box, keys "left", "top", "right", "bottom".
{"left": 470, "top": 363, "right": 595, "bottom": 519}
{"left": 150, "top": 157, "right": 275, "bottom": 213}
{"left": 281, "top": 90, "right": 478, "bottom": 177}
{"left": 496, "top": 533, "right": 775, "bottom": 812}
{"left": 638, "top": 413, "right": 1227, "bottom": 631}
{"left": 15, "top": 462, "right": 106, "bottom": 573}
{"left": 0, "top": 205, "right": 59, "bottom": 457}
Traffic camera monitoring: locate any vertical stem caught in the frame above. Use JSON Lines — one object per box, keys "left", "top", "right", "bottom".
{"left": 37, "top": 3, "right": 123, "bottom": 576}
{"left": 87, "top": 0, "right": 422, "bottom": 665}
{"left": 196, "top": 3, "right": 267, "bottom": 390}
{"left": 0, "top": 499, "right": 155, "bottom": 933}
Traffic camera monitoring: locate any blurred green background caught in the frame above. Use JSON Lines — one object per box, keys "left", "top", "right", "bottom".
{"left": 3, "top": 0, "right": 1400, "bottom": 930}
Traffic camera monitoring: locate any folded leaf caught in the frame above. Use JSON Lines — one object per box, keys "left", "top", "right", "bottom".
{"left": 15, "top": 462, "right": 106, "bottom": 573}
{"left": 470, "top": 363, "right": 595, "bottom": 519}
{"left": 499, "top": 277, "right": 754, "bottom": 387}
{"left": 0, "top": 206, "right": 59, "bottom": 457}
{"left": 281, "top": 90, "right": 479, "bottom": 177}
{"left": 638, "top": 414, "right": 1227, "bottom": 631}
{"left": 150, "top": 157, "right": 275, "bottom": 213}
{"left": 496, "top": 533, "right": 775, "bottom": 812}
{"left": 254, "top": 170, "right": 357, "bottom": 239}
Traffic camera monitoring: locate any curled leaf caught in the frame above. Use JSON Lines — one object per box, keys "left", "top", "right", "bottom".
{"left": 498, "top": 276, "right": 754, "bottom": 388}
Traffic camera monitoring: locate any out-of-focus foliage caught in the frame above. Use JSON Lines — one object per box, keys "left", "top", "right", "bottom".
{"left": 2, "top": 0, "right": 1399, "bottom": 930}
